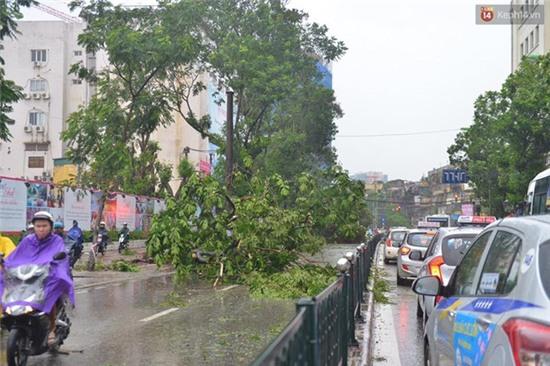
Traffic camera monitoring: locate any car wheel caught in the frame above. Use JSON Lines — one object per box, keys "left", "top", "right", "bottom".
{"left": 396, "top": 273, "right": 407, "bottom": 286}
{"left": 417, "top": 299, "right": 424, "bottom": 318}
{"left": 424, "top": 339, "right": 431, "bottom": 366}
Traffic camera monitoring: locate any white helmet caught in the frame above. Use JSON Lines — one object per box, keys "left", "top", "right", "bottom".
{"left": 32, "top": 211, "right": 54, "bottom": 225}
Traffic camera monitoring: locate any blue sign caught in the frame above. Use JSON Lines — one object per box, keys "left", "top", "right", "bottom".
{"left": 442, "top": 169, "right": 469, "bottom": 184}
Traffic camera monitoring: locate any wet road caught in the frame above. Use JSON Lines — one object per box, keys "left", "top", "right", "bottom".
{"left": 0, "top": 274, "right": 295, "bottom": 366}
{"left": 372, "top": 248, "right": 424, "bottom": 366}
{"left": 0, "top": 243, "right": 360, "bottom": 366}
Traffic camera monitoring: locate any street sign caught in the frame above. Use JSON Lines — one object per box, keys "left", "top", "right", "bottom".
{"left": 442, "top": 169, "right": 469, "bottom": 184}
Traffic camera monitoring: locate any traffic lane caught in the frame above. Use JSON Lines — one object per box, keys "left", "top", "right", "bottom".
{"left": 5, "top": 274, "right": 294, "bottom": 366}
{"left": 378, "top": 259, "right": 424, "bottom": 366}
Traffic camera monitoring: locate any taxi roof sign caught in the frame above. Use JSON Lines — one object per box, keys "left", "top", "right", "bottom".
{"left": 417, "top": 221, "right": 440, "bottom": 228}
{"left": 457, "top": 215, "right": 497, "bottom": 226}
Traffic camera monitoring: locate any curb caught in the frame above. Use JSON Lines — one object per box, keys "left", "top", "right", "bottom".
{"left": 361, "top": 242, "right": 381, "bottom": 366}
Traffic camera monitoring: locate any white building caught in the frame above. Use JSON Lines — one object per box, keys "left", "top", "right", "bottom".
{"left": 511, "top": 0, "right": 549, "bottom": 71}
{"left": 0, "top": 1, "right": 210, "bottom": 190}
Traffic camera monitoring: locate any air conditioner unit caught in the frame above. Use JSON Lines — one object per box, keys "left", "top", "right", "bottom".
{"left": 36, "top": 126, "right": 45, "bottom": 133}
{"left": 24, "top": 125, "right": 33, "bottom": 133}
{"left": 32, "top": 93, "right": 41, "bottom": 100}
{"left": 23, "top": 93, "right": 32, "bottom": 100}
{"left": 42, "top": 93, "right": 50, "bottom": 100}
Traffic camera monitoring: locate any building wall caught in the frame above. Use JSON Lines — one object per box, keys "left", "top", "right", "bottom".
{"left": 0, "top": 20, "right": 87, "bottom": 180}
{"left": 511, "top": 0, "right": 549, "bottom": 71}
{"left": 1, "top": 15, "right": 209, "bottom": 192}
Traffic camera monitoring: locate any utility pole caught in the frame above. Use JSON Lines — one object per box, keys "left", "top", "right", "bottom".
{"left": 225, "top": 90, "right": 234, "bottom": 192}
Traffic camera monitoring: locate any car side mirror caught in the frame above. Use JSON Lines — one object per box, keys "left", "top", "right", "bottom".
{"left": 412, "top": 276, "right": 441, "bottom": 296}
{"left": 409, "top": 251, "right": 422, "bottom": 261}
{"left": 53, "top": 251, "right": 67, "bottom": 261}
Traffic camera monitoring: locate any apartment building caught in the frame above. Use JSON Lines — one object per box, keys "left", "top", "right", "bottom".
{"left": 0, "top": 1, "right": 210, "bottom": 191}
{"left": 511, "top": 0, "right": 550, "bottom": 71}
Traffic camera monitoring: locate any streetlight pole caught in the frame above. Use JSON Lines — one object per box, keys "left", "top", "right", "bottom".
{"left": 225, "top": 89, "right": 234, "bottom": 193}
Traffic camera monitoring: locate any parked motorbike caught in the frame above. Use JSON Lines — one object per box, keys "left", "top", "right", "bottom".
{"left": 118, "top": 232, "right": 129, "bottom": 254}
{"left": 1, "top": 252, "right": 72, "bottom": 366}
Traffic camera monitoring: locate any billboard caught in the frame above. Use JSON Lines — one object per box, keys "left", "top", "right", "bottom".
{"left": 0, "top": 179, "right": 28, "bottom": 231}
{"left": 442, "top": 169, "right": 469, "bottom": 184}
{"left": 64, "top": 188, "right": 91, "bottom": 230}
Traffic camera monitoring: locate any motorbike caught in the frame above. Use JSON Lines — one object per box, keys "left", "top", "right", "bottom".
{"left": 64, "top": 236, "right": 83, "bottom": 268}
{"left": 118, "top": 232, "right": 129, "bottom": 254}
{"left": 86, "top": 233, "right": 107, "bottom": 271}
{"left": 1, "top": 252, "right": 72, "bottom": 366}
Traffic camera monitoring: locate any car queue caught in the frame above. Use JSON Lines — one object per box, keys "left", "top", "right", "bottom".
{"left": 384, "top": 214, "right": 549, "bottom": 366}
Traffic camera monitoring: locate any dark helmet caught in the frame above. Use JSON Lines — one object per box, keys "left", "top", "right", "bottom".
{"left": 32, "top": 211, "right": 54, "bottom": 226}
{"left": 72, "top": 220, "right": 78, "bottom": 227}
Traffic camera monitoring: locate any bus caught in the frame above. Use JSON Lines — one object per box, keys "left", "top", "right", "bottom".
{"left": 425, "top": 214, "right": 451, "bottom": 228}
{"left": 526, "top": 168, "right": 550, "bottom": 215}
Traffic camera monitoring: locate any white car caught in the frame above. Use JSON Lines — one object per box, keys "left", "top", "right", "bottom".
{"left": 383, "top": 227, "right": 408, "bottom": 264}
{"left": 396, "top": 229, "right": 436, "bottom": 286}
{"left": 414, "top": 215, "right": 550, "bottom": 366}
{"left": 416, "top": 226, "right": 483, "bottom": 325}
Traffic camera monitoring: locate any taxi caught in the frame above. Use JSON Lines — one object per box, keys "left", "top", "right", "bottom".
{"left": 396, "top": 222, "right": 438, "bottom": 286}
{"left": 413, "top": 215, "right": 550, "bottom": 366}
{"left": 416, "top": 216, "right": 496, "bottom": 326}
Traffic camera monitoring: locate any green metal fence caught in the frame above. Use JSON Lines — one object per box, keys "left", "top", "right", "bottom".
{"left": 250, "top": 235, "right": 380, "bottom": 366}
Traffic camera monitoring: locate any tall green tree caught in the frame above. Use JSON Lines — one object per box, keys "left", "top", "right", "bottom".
{"left": 449, "top": 55, "right": 550, "bottom": 216}
{"left": 0, "top": 0, "right": 34, "bottom": 141}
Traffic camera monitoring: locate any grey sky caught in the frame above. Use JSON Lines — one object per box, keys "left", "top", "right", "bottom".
{"left": 290, "top": 0, "right": 511, "bottom": 181}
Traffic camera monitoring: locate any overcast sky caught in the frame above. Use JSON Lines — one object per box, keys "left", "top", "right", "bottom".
{"left": 289, "top": 0, "right": 511, "bottom": 181}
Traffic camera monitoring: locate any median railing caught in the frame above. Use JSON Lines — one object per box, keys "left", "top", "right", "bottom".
{"left": 250, "top": 235, "right": 380, "bottom": 366}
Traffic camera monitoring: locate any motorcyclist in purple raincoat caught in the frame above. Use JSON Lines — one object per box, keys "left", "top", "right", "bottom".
{"left": 0, "top": 211, "right": 75, "bottom": 346}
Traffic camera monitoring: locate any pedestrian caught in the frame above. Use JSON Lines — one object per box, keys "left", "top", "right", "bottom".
{"left": 0, "top": 232, "right": 16, "bottom": 258}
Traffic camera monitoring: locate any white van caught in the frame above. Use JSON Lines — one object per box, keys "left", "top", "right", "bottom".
{"left": 526, "top": 168, "right": 550, "bottom": 215}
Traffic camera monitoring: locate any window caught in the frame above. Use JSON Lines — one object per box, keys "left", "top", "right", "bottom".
{"left": 521, "top": 42, "right": 524, "bottom": 56}
{"left": 525, "top": 37, "right": 530, "bottom": 52}
{"left": 532, "top": 177, "right": 550, "bottom": 215}
{"left": 72, "top": 79, "right": 82, "bottom": 85}
{"left": 31, "top": 49, "right": 47, "bottom": 63}
{"left": 530, "top": 31, "right": 534, "bottom": 50}
{"left": 25, "top": 143, "right": 49, "bottom": 151}
{"left": 28, "top": 111, "right": 46, "bottom": 127}
{"left": 73, "top": 50, "right": 82, "bottom": 56}
{"left": 441, "top": 234, "right": 477, "bottom": 267}
{"left": 540, "top": 242, "right": 550, "bottom": 299}
{"left": 28, "top": 156, "right": 45, "bottom": 169}
{"left": 477, "top": 231, "right": 522, "bottom": 295}
{"left": 407, "top": 232, "right": 436, "bottom": 247}
{"left": 30, "top": 79, "right": 47, "bottom": 92}
{"left": 452, "top": 231, "right": 491, "bottom": 296}
{"left": 535, "top": 26, "right": 540, "bottom": 46}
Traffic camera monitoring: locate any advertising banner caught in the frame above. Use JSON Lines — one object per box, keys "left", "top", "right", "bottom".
{"left": 0, "top": 179, "right": 27, "bottom": 231}
{"left": 461, "top": 203, "right": 474, "bottom": 216}
{"left": 26, "top": 182, "right": 48, "bottom": 207}
{"left": 64, "top": 188, "right": 91, "bottom": 230}
{"left": 116, "top": 194, "right": 136, "bottom": 230}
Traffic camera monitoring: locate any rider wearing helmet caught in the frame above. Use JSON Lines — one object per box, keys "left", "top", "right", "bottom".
{"left": 53, "top": 221, "right": 65, "bottom": 238}
{"left": 1, "top": 211, "right": 74, "bottom": 346}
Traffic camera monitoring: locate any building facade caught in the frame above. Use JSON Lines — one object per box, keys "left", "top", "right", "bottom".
{"left": 0, "top": 2, "right": 210, "bottom": 191}
{"left": 511, "top": 0, "right": 550, "bottom": 71}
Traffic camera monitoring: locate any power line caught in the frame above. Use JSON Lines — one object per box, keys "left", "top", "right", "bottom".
{"left": 335, "top": 128, "right": 461, "bottom": 138}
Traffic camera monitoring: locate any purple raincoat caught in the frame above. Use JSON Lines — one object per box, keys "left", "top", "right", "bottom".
{"left": 0, "top": 233, "right": 75, "bottom": 313}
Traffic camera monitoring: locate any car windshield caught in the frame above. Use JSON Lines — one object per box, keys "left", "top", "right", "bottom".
{"left": 391, "top": 231, "right": 406, "bottom": 241}
{"left": 441, "top": 234, "right": 477, "bottom": 266}
{"left": 407, "top": 232, "right": 434, "bottom": 247}
{"left": 540, "top": 242, "right": 550, "bottom": 299}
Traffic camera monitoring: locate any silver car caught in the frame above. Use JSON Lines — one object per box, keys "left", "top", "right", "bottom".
{"left": 414, "top": 215, "right": 550, "bottom": 366}
{"left": 416, "top": 227, "right": 483, "bottom": 325}
{"left": 396, "top": 229, "right": 436, "bottom": 286}
{"left": 384, "top": 227, "right": 408, "bottom": 264}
